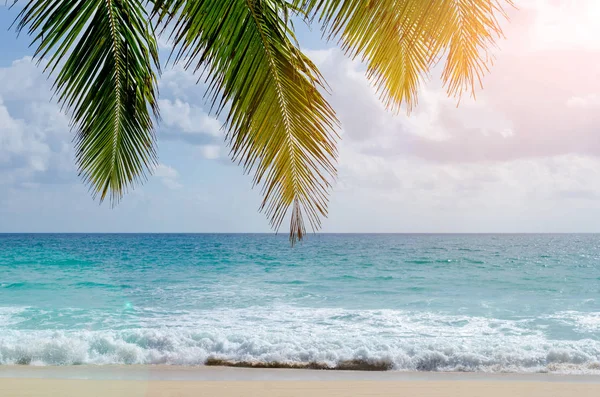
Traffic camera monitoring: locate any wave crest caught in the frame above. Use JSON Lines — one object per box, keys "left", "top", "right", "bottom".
{"left": 0, "top": 327, "right": 599, "bottom": 373}
{"left": 1, "top": 307, "right": 600, "bottom": 374}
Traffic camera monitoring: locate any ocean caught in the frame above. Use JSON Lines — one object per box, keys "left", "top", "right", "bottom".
{"left": 0, "top": 233, "right": 599, "bottom": 373}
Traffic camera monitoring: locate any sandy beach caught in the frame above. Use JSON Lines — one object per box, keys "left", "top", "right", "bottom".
{"left": 3, "top": 378, "right": 600, "bottom": 397}
{"left": 1, "top": 366, "right": 600, "bottom": 397}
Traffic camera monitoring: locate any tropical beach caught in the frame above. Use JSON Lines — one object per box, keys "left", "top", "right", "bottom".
{"left": 1, "top": 233, "right": 600, "bottom": 397}
{"left": 2, "top": 0, "right": 600, "bottom": 395}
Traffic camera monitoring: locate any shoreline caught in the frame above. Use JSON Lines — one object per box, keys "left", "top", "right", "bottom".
{"left": 2, "top": 365, "right": 600, "bottom": 383}
{"left": 3, "top": 366, "right": 600, "bottom": 396}
{"left": 2, "top": 370, "right": 600, "bottom": 397}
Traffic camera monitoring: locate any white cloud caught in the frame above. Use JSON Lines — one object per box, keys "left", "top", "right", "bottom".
{"left": 566, "top": 94, "right": 600, "bottom": 109}
{"left": 326, "top": 151, "right": 600, "bottom": 232}
{"left": 154, "top": 163, "right": 178, "bottom": 179}
{"left": 159, "top": 99, "right": 221, "bottom": 137}
{"left": 158, "top": 63, "right": 205, "bottom": 101}
{"left": 0, "top": 57, "right": 52, "bottom": 101}
{"left": 157, "top": 36, "right": 174, "bottom": 51}
{"left": 157, "top": 98, "right": 224, "bottom": 149}
{"left": 199, "top": 144, "right": 221, "bottom": 160}
{"left": 522, "top": 0, "right": 600, "bottom": 51}
{"left": 159, "top": 98, "right": 221, "bottom": 137}
{"left": 154, "top": 163, "right": 182, "bottom": 189}
{"left": 0, "top": 58, "right": 73, "bottom": 188}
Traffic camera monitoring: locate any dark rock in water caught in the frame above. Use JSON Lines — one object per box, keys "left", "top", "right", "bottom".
{"left": 336, "top": 359, "right": 393, "bottom": 371}
{"left": 16, "top": 356, "right": 32, "bottom": 365}
{"left": 204, "top": 357, "right": 392, "bottom": 371}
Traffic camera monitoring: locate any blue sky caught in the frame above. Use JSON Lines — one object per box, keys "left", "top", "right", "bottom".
{"left": 3, "top": 1, "right": 600, "bottom": 234}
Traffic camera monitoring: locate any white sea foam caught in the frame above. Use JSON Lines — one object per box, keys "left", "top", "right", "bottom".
{"left": 0, "top": 307, "right": 28, "bottom": 327}
{"left": 547, "top": 311, "right": 600, "bottom": 333}
{"left": 1, "top": 306, "right": 600, "bottom": 373}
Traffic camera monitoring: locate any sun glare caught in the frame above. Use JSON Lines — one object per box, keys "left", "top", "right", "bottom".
{"left": 527, "top": 0, "right": 600, "bottom": 50}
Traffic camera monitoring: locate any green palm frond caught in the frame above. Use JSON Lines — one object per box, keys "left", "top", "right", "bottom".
{"left": 14, "top": 0, "right": 160, "bottom": 204}
{"left": 153, "top": 0, "right": 339, "bottom": 244}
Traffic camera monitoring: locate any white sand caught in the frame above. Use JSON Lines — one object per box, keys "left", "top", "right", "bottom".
{"left": 1, "top": 366, "right": 599, "bottom": 397}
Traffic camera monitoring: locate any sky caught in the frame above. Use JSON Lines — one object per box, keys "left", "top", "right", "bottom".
{"left": 1, "top": 0, "right": 600, "bottom": 234}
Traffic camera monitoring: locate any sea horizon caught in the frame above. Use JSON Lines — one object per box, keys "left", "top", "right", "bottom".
{"left": 3, "top": 232, "right": 600, "bottom": 235}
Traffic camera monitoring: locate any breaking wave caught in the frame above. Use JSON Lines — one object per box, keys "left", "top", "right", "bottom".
{"left": 1, "top": 306, "right": 599, "bottom": 373}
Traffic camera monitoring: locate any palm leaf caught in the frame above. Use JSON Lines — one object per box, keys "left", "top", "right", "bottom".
{"left": 435, "top": 0, "right": 510, "bottom": 99}
{"left": 154, "top": 0, "right": 339, "bottom": 244}
{"left": 14, "top": 0, "right": 160, "bottom": 204}
{"left": 297, "top": 0, "right": 511, "bottom": 110}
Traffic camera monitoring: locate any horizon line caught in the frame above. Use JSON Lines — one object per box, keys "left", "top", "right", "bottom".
{"left": 2, "top": 232, "right": 600, "bottom": 235}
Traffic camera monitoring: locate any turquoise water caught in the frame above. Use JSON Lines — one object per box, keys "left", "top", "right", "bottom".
{"left": 1, "top": 233, "right": 599, "bottom": 372}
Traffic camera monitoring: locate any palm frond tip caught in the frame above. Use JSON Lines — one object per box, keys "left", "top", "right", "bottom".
{"left": 15, "top": 0, "right": 160, "bottom": 205}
